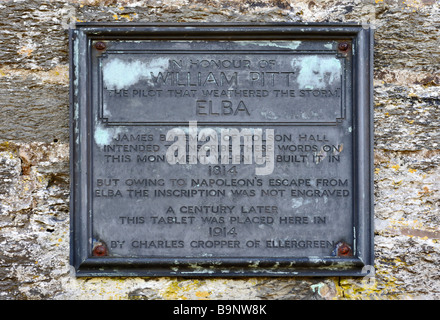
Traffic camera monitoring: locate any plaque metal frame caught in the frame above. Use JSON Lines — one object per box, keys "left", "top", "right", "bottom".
{"left": 69, "top": 23, "right": 374, "bottom": 277}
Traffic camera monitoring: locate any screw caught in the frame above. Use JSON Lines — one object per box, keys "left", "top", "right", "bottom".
{"left": 338, "top": 42, "right": 350, "bottom": 52}
{"left": 337, "top": 243, "right": 352, "bottom": 256}
{"left": 95, "top": 41, "right": 106, "bottom": 51}
{"left": 93, "top": 243, "right": 108, "bottom": 256}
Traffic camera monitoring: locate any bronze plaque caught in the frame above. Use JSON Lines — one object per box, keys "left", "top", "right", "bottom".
{"left": 70, "top": 23, "right": 374, "bottom": 276}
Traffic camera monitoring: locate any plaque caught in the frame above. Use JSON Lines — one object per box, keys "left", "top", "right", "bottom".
{"left": 70, "top": 23, "right": 374, "bottom": 276}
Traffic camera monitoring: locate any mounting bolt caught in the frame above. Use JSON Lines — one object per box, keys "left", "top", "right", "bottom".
{"left": 337, "top": 242, "right": 352, "bottom": 256}
{"left": 95, "top": 41, "right": 106, "bottom": 51}
{"left": 92, "top": 243, "right": 108, "bottom": 256}
{"left": 338, "top": 42, "right": 350, "bottom": 52}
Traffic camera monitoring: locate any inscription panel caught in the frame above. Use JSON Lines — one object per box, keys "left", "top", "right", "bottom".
{"left": 70, "top": 24, "right": 374, "bottom": 276}
{"left": 99, "top": 41, "right": 346, "bottom": 125}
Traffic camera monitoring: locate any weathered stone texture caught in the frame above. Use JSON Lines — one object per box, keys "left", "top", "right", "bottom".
{"left": 374, "top": 84, "right": 440, "bottom": 150}
{"left": 0, "top": 0, "right": 439, "bottom": 300}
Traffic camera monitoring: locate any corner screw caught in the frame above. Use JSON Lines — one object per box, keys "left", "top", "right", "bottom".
{"left": 95, "top": 41, "right": 106, "bottom": 51}
{"left": 338, "top": 42, "right": 350, "bottom": 52}
{"left": 337, "top": 243, "right": 352, "bottom": 256}
{"left": 92, "top": 243, "right": 108, "bottom": 256}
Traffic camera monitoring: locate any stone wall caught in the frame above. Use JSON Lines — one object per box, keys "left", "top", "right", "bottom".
{"left": 0, "top": 0, "right": 439, "bottom": 300}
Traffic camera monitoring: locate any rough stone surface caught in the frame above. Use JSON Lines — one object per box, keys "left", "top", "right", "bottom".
{"left": 0, "top": 0, "right": 439, "bottom": 300}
